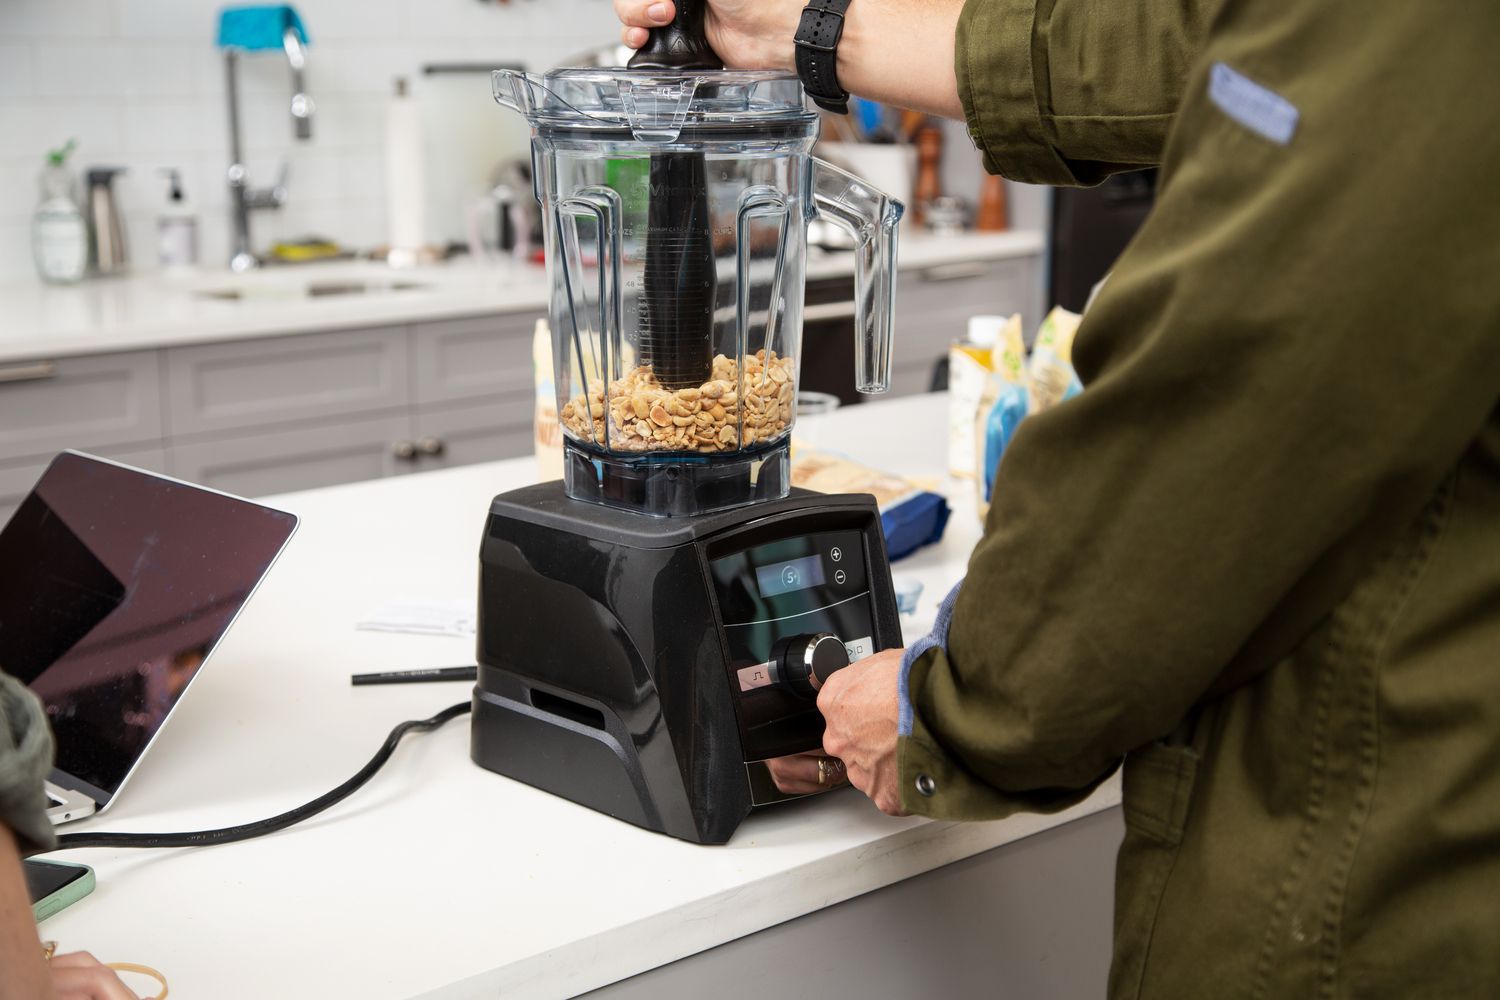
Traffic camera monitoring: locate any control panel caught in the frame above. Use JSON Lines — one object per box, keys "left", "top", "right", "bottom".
{"left": 708, "top": 528, "right": 876, "bottom": 761}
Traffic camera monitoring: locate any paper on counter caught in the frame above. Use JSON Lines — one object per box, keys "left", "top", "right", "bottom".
{"left": 357, "top": 598, "right": 474, "bottom": 637}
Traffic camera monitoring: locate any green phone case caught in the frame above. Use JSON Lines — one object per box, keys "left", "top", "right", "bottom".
{"left": 31, "top": 862, "right": 95, "bottom": 922}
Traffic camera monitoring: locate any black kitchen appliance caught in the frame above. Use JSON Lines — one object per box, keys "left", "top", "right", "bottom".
{"left": 471, "top": 6, "right": 905, "bottom": 844}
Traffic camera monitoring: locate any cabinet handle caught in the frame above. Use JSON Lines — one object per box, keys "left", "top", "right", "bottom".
{"left": 392, "top": 440, "right": 418, "bottom": 461}
{"left": 417, "top": 437, "right": 446, "bottom": 457}
{"left": 0, "top": 361, "right": 58, "bottom": 384}
{"left": 917, "top": 262, "right": 994, "bottom": 283}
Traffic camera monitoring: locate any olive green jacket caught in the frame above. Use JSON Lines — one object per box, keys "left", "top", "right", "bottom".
{"left": 899, "top": 0, "right": 1500, "bottom": 996}
{"left": 1, "top": 673, "right": 57, "bottom": 855}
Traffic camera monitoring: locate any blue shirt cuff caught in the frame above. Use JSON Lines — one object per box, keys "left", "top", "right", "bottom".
{"left": 898, "top": 580, "right": 964, "bottom": 737}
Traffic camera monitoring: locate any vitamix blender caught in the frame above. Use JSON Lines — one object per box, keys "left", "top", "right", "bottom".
{"left": 471, "top": 5, "right": 905, "bottom": 844}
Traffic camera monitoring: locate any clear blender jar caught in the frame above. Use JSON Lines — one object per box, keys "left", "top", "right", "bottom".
{"left": 495, "top": 66, "right": 901, "bottom": 515}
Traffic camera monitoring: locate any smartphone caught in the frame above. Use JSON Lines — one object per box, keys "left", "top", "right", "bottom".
{"left": 23, "top": 859, "right": 95, "bottom": 921}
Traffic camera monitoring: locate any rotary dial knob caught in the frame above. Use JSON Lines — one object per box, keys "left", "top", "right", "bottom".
{"left": 770, "top": 633, "right": 850, "bottom": 699}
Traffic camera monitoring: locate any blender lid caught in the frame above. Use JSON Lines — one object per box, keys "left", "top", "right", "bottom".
{"left": 493, "top": 67, "right": 816, "bottom": 142}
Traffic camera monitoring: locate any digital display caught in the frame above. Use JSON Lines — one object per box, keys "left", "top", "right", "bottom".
{"left": 754, "top": 554, "right": 826, "bottom": 597}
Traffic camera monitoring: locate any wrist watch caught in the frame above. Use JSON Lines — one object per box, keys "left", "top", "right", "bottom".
{"left": 794, "top": 0, "right": 853, "bottom": 115}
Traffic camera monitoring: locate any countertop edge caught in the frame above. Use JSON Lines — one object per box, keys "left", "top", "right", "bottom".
{"left": 421, "top": 777, "right": 1122, "bottom": 1000}
{"left": 0, "top": 230, "right": 1045, "bottom": 364}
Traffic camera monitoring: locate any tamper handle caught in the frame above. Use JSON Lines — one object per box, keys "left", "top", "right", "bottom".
{"left": 627, "top": 0, "right": 723, "bottom": 70}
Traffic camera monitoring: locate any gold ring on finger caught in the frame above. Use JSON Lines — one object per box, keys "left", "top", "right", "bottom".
{"left": 816, "top": 758, "right": 830, "bottom": 786}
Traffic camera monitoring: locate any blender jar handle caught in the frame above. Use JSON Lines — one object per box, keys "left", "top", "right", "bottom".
{"left": 810, "top": 157, "right": 903, "bottom": 394}
{"left": 736, "top": 186, "right": 791, "bottom": 392}
{"left": 557, "top": 187, "right": 624, "bottom": 448}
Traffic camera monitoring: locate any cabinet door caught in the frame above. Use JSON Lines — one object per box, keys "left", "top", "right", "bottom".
{"left": 892, "top": 259, "right": 1038, "bottom": 396}
{"left": 0, "top": 445, "right": 168, "bottom": 526}
{"left": 0, "top": 352, "right": 163, "bottom": 463}
{"left": 412, "top": 312, "right": 537, "bottom": 408}
{"left": 169, "top": 414, "right": 415, "bottom": 499}
{"left": 164, "top": 326, "right": 410, "bottom": 439}
{"left": 412, "top": 397, "right": 534, "bottom": 471}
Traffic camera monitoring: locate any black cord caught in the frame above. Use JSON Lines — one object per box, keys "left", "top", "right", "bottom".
{"left": 55, "top": 702, "right": 471, "bottom": 851}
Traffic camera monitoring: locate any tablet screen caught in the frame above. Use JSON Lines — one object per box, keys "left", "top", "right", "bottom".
{"left": 0, "top": 453, "right": 297, "bottom": 800}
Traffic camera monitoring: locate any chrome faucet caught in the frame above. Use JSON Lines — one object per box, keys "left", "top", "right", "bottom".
{"left": 224, "top": 26, "right": 314, "bottom": 271}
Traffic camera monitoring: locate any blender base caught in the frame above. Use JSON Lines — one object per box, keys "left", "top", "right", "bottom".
{"left": 471, "top": 479, "right": 903, "bottom": 844}
{"left": 562, "top": 440, "right": 791, "bottom": 517}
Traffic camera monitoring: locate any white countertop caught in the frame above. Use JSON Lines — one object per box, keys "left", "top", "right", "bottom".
{"left": 42, "top": 392, "right": 1116, "bottom": 999}
{"left": 0, "top": 230, "right": 1043, "bottom": 365}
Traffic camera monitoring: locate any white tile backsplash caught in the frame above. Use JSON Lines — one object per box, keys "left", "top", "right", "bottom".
{"left": 0, "top": 0, "right": 115, "bottom": 40}
{"left": 0, "top": 44, "right": 33, "bottom": 97}
{"left": 115, "top": 0, "right": 220, "bottom": 41}
{"left": 0, "top": 100, "right": 126, "bottom": 161}
{"left": 0, "top": 0, "right": 1005, "bottom": 284}
{"left": 33, "top": 42, "right": 195, "bottom": 98}
{"left": 0, "top": 162, "right": 36, "bottom": 222}
{"left": 123, "top": 99, "right": 219, "bottom": 155}
{"left": 0, "top": 220, "right": 35, "bottom": 283}
{"left": 0, "top": 0, "right": 629, "bottom": 280}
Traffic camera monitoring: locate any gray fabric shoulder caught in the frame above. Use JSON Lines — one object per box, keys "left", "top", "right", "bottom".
{"left": 0, "top": 673, "right": 58, "bottom": 854}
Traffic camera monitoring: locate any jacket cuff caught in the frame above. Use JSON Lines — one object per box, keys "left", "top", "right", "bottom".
{"left": 955, "top": 0, "right": 1077, "bottom": 185}
{"left": 0, "top": 675, "right": 58, "bottom": 855}
{"left": 898, "top": 645, "right": 1110, "bottom": 818}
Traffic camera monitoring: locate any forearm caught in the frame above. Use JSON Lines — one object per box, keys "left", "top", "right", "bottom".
{"left": 718, "top": 0, "right": 965, "bottom": 119}
{"left": 0, "top": 826, "right": 51, "bottom": 1000}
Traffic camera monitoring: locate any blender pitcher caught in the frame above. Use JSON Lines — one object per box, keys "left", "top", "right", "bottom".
{"left": 494, "top": 61, "right": 901, "bottom": 516}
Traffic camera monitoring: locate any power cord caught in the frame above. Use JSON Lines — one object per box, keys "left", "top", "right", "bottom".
{"left": 55, "top": 702, "right": 471, "bottom": 851}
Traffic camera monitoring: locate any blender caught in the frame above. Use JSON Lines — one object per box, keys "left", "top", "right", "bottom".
{"left": 470, "top": 5, "right": 905, "bottom": 844}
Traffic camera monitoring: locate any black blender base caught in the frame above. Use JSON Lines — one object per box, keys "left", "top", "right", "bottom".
{"left": 471, "top": 684, "right": 683, "bottom": 838}
{"left": 470, "top": 480, "right": 903, "bottom": 845}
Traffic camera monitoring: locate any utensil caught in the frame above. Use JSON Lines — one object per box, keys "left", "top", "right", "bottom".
{"left": 627, "top": 0, "right": 721, "bottom": 389}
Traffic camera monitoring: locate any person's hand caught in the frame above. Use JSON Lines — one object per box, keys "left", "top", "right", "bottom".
{"left": 765, "top": 751, "right": 847, "bottom": 795}
{"left": 614, "top": 0, "right": 802, "bottom": 71}
{"left": 47, "top": 951, "right": 141, "bottom": 999}
{"left": 817, "top": 647, "right": 907, "bottom": 816}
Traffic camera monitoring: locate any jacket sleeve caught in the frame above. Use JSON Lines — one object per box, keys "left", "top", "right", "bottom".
{"left": 957, "top": 0, "right": 1218, "bottom": 185}
{"left": 0, "top": 674, "right": 57, "bottom": 855}
{"left": 902, "top": 0, "right": 1500, "bottom": 818}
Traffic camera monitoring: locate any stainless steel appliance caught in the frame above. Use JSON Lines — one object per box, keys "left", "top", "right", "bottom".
{"left": 84, "top": 167, "right": 128, "bottom": 276}
{"left": 470, "top": 5, "right": 906, "bottom": 843}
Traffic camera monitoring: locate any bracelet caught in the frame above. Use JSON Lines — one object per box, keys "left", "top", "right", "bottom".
{"left": 794, "top": 0, "right": 853, "bottom": 115}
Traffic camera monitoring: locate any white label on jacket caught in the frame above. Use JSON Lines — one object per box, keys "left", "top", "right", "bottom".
{"left": 1209, "top": 62, "right": 1299, "bottom": 145}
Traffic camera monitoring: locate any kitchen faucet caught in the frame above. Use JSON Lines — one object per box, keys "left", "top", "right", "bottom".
{"left": 223, "top": 25, "right": 314, "bottom": 271}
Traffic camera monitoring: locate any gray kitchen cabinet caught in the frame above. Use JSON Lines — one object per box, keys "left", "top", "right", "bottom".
{"left": 890, "top": 257, "right": 1041, "bottom": 397}
{"left": 0, "top": 247, "right": 1043, "bottom": 507}
{"left": 412, "top": 398, "right": 534, "bottom": 472}
{"left": 0, "top": 351, "right": 163, "bottom": 461}
{"left": 0, "top": 445, "right": 168, "bottom": 525}
{"left": 164, "top": 325, "right": 410, "bottom": 438}
{"left": 412, "top": 312, "right": 537, "bottom": 407}
{"left": 169, "top": 414, "right": 416, "bottom": 498}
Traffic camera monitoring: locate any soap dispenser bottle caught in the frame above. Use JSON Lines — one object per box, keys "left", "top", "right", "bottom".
{"left": 157, "top": 168, "right": 199, "bottom": 269}
{"left": 31, "top": 140, "right": 88, "bottom": 284}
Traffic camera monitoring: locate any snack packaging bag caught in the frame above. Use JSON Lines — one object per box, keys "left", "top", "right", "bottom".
{"left": 973, "top": 315, "right": 1026, "bottom": 518}
{"left": 974, "top": 308, "right": 1084, "bottom": 520}
{"left": 1026, "top": 307, "right": 1083, "bottom": 415}
{"left": 791, "top": 450, "right": 951, "bottom": 561}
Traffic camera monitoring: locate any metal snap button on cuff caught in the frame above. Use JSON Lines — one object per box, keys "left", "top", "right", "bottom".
{"left": 915, "top": 773, "right": 937, "bottom": 797}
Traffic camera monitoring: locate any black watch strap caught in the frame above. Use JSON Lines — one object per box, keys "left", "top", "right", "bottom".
{"left": 794, "top": 0, "right": 853, "bottom": 115}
